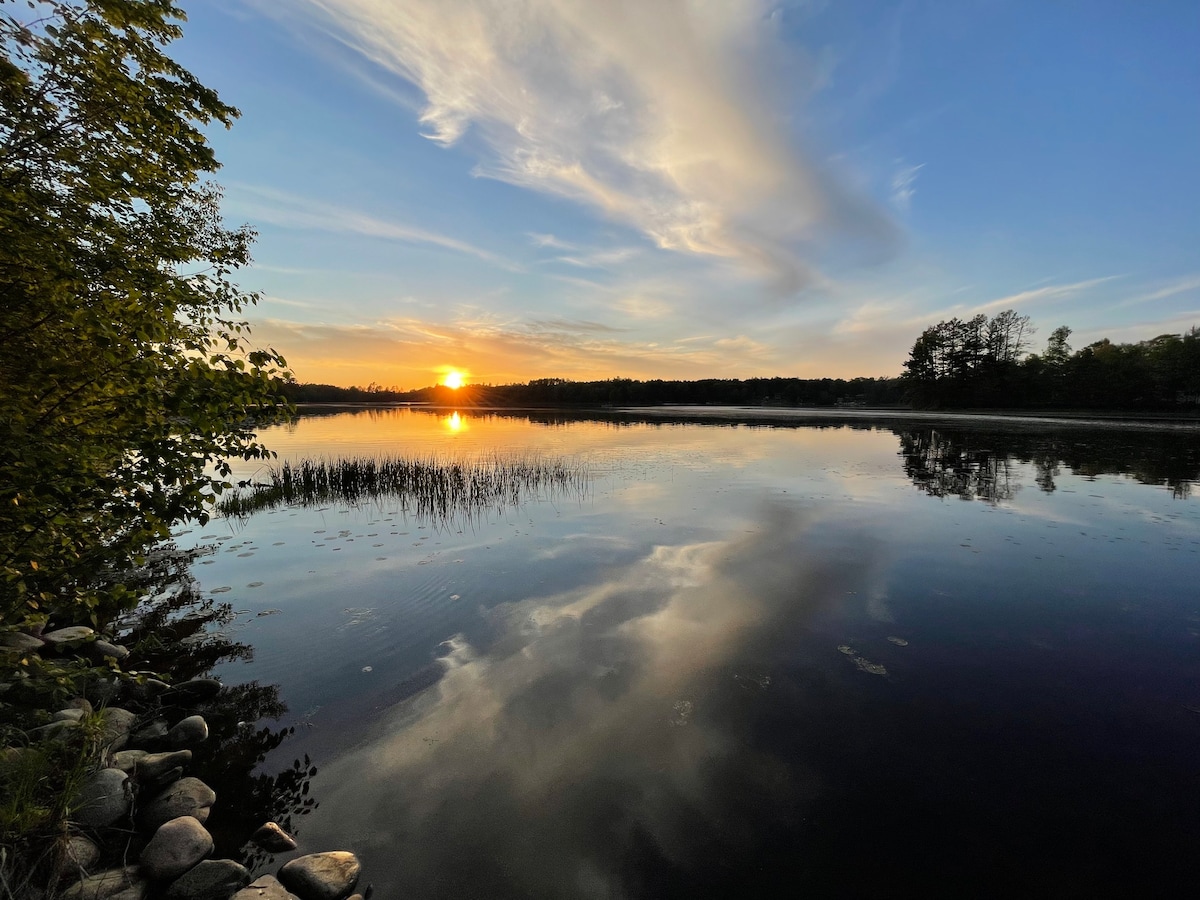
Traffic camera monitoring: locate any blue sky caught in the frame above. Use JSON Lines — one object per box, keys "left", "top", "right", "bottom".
{"left": 176, "top": 1, "right": 1199, "bottom": 388}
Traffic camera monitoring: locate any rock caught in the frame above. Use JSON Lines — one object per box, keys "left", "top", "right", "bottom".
{"left": 140, "top": 816, "right": 214, "bottom": 880}
{"left": 87, "top": 679, "right": 122, "bottom": 707}
{"left": 129, "top": 718, "right": 169, "bottom": 749}
{"left": 52, "top": 834, "right": 102, "bottom": 882}
{"left": 125, "top": 679, "right": 170, "bottom": 702}
{"left": 138, "top": 777, "right": 216, "bottom": 830}
{"left": 134, "top": 750, "right": 192, "bottom": 784}
{"left": 30, "top": 720, "right": 79, "bottom": 741}
{"left": 167, "top": 716, "right": 209, "bottom": 749}
{"left": 88, "top": 640, "right": 130, "bottom": 662}
{"left": 111, "top": 749, "right": 148, "bottom": 772}
{"left": 42, "top": 626, "right": 95, "bottom": 647}
{"left": 54, "top": 708, "right": 87, "bottom": 723}
{"left": 144, "top": 766, "right": 184, "bottom": 790}
{"left": 277, "top": 852, "right": 361, "bottom": 900}
{"left": 1, "top": 631, "right": 45, "bottom": 653}
{"left": 163, "top": 859, "right": 251, "bottom": 900}
{"left": 233, "top": 875, "right": 298, "bottom": 900}
{"left": 250, "top": 822, "right": 297, "bottom": 853}
{"left": 97, "top": 707, "right": 137, "bottom": 750}
{"left": 59, "top": 866, "right": 146, "bottom": 900}
{"left": 161, "top": 678, "right": 222, "bottom": 705}
{"left": 71, "top": 769, "right": 131, "bottom": 827}
{"left": 67, "top": 697, "right": 95, "bottom": 715}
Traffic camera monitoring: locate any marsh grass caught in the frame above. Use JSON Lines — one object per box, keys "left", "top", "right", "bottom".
{"left": 216, "top": 453, "right": 591, "bottom": 525}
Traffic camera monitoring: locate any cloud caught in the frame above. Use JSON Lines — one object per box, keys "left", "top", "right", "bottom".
{"left": 890, "top": 161, "right": 924, "bottom": 211}
{"left": 1115, "top": 274, "right": 1200, "bottom": 308}
{"left": 285, "top": 0, "right": 896, "bottom": 293}
{"left": 227, "top": 183, "right": 517, "bottom": 269}
{"left": 247, "top": 314, "right": 788, "bottom": 386}
{"left": 285, "top": 505, "right": 878, "bottom": 895}
{"left": 969, "top": 275, "right": 1121, "bottom": 315}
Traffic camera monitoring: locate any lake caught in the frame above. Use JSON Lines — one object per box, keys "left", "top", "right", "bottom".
{"left": 176, "top": 406, "right": 1200, "bottom": 896}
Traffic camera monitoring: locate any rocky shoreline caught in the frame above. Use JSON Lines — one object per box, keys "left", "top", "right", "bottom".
{"left": 3, "top": 626, "right": 364, "bottom": 900}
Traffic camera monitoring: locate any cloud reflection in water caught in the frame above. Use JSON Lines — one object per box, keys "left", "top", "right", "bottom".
{"left": 300, "top": 505, "right": 877, "bottom": 897}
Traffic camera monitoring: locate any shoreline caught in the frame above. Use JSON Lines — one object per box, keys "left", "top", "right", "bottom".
{"left": 291, "top": 401, "right": 1200, "bottom": 430}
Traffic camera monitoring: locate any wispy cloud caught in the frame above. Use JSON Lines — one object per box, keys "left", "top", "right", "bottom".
{"left": 970, "top": 275, "right": 1121, "bottom": 315}
{"left": 890, "top": 161, "right": 924, "bottom": 211}
{"left": 1115, "top": 275, "right": 1200, "bottom": 308}
{"left": 284, "top": 0, "right": 896, "bottom": 293}
{"left": 229, "top": 184, "right": 517, "bottom": 270}
{"left": 249, "top": 314, "right": 785, "bottom": 386}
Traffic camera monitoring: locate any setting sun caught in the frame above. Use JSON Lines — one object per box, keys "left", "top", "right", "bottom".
{"left": 441, "top": 370, "right": 465, "bottom": 389}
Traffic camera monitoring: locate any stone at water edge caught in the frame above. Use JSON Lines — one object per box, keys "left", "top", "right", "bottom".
{"left": 251, "top": 821, "right": 298, "bottom": 853}
{"left": 134, "top": 749, "right": 193, "bottom": 784}
{"left": 129, "top": 718, "right": 170, "bottom": 748}
{"left": 97, "top": 707, "right": 137, "bottom": 750}
{"left": 167, "top": 715, "right": 209, "bottom": 749}
{"left": 277, "top": 852, "right": 361, "bottom": 900}
{"left": 163, "top": 859, "right": 251, "bottom": 900}
{"left": 59, "top": 866, "right": 146, "bottom": 900}
{"left": 53, "top": 708, "right": 87, "bottom": 723}
{"left": 138, "top": 776, "right": 216, "bottom": 830}
{"left": 111, "top": 749, "right": 149, "bottom": 772}
{"left": 42, "top": 626, "right": 95, "bottom": 646}
{"left": 233, "top": 875, "right": 299, "bottom": 900}
{"left": 139, "top": 815, "right": 214, "bottom": 880}
{"left": 50, "top": 834, "right": 102, "bottom": 883}
{"left": 71, "top": 768, "right": 131, "bottom": 828}
{"left": 88, "top": 640, "right": 130, "bottom": 662}
{"left": 1, "top": 631, "right": 44, "bottom": 653}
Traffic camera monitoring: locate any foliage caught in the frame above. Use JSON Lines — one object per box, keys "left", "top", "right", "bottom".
{"left": 0, "top": 0, "right": 289, "bottom": 634}
{"left": 902, "top": 310, "right": 1200, "bottom": 411}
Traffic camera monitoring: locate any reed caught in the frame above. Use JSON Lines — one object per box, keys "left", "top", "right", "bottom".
{"left": 216, "top": 453, "right": 590, "bottom": 524}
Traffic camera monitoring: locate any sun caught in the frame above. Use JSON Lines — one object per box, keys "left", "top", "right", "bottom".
{"left": 441, "top": 370, "right": 465, "bottom": 390}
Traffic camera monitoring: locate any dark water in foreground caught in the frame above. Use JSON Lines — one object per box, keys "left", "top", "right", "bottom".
{"left": 179, "top": 408, "right": 1200, "bottom": 896}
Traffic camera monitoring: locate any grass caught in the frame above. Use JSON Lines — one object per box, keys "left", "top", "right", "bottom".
{"left": 216, "top": 453, "right": 591, "bottom": 524}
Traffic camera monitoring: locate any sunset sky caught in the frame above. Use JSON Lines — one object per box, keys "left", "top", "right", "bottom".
{"left": 179, "top": 1, "right": 1199, "bottom": 389}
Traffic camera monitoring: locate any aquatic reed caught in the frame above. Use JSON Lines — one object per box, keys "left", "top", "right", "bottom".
{"left": 216, "top": 453, "right": 590, "bottom": 524}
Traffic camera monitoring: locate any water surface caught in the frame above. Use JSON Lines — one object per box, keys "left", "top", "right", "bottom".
{"left": 179, "top": 408, "right": 1200, "bottom": 896}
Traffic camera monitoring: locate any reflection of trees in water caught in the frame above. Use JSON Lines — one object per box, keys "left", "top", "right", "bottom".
{"left": 117, "top": 548, "right": 318, "bottom": 862}
{"left": 895, "top": 427, "right": 1200, "bottom": 501}
{"left": 898, "top": 431, "right": 1019, "bottom": 503}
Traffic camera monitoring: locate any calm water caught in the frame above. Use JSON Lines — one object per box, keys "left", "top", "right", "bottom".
{"left": 177, "top": 407, "right": 1200, "bottom": 896}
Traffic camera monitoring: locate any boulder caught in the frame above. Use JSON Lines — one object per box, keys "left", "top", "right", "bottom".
{"left": 277, "top": 853, "right": 361, "bottom": 900}
{"left": 1, "top": 631, "right": 44, "bottom": 653}
{"left": 128, "top": 718, "right": 169, "bottom": 749}
{"left": 167, "top": 716, "right": 209, "bottom": 749}
{"left": 51, "top": 833, "right": 102, "bottom": 882}
{"left": 59, "top": 866, "right": 146, "bottom": 900}
{"left": 250, "top": 822, "right": 297, "bottom": 853}
{"left": 88, "top": 640, "right": 130, "bottom": 662}
{"left": 71, "top": 768, "right": 131, "bottom": 827}
{"left": 233, "top": 875, "right": 298, "bottom": 900}
{"left": 135, "top": 750, "right": 193, "bottom": 784}
{"left": 96, "top": 707, "right": 137, "bottom": 750}
{"left": 42, "top": 626, "right": 95, "bottom": 647}
{"left": 164, "top": 859, "right": 251, "bottom": 900}
{"left": 110, "top": 749, "right": 148, "bottom": 773}
{"left": 67, "top": 697, "right": 95, "bottom": 715}
{"left": 30, "top": 720, "right": 79, "bottom": 742}
{"left": 54, "top": 708, "right": 87, "bottom": 723}
{"left": 138, "top": 777, "right": 216, "bottom": 830}
{"left": 140, "top": 816, "right": 214, "bottom": 880}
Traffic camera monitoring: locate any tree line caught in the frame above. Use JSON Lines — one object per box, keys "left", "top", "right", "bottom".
{"left": 902, "top": 310, "right": 1200, "bottom": 410}
{"left": 279, "top": 376, "right": 908, "bottom": 408}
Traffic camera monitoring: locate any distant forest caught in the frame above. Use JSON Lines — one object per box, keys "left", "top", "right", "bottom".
{"left": 278, "top": 311, "right": 1200, "bottom": 412}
